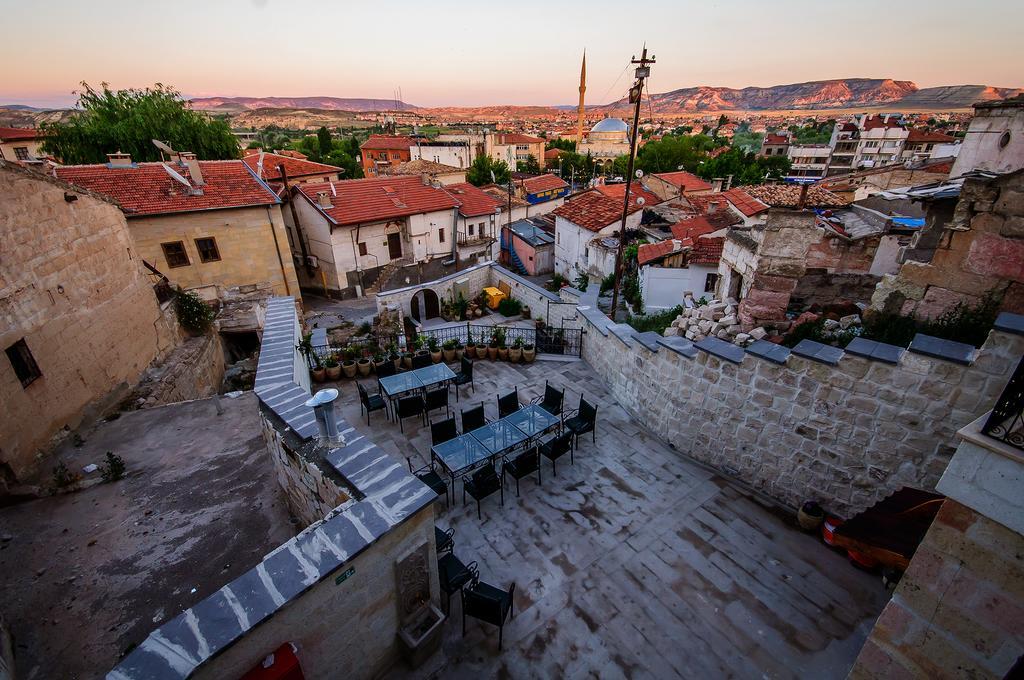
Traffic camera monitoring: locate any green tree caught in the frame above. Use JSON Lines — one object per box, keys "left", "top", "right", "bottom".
{"left": 322, "top": 148, "right": 363, "bottom": 179}
{"left": 546, "top": 138, "right": 577, "bottom": 152}
{"left": 516, "top": 154, "right": 541, "bottom": 174}
{"left": 41, "top": 82, "right": 238, "bottom": 164}
{"left": 554, "top": 151, "right": 595, "bottom": 185}
{"left": 731, "top": 131, "right": 763, "bottom": 154}
{"left": 717, "top": 114, "right": 729, "bottom": 128}
{"left": 633, "top": 134, "right": 717, "bottom": 174}
{"left": 316, "top": 126, "right": 332, "bottom": 159}
{"left": 697, "top": 147, "right": 791, "bottom": 185}
{"left": 466, "top": 155, "right": 511, "bottom": 186}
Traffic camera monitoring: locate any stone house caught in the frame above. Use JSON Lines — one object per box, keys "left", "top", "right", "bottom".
{"left": 758, "top": 131, "right": 790, "bottom": 158}
{"left": 637, "top": 215, "right": 724, "bottom": 310}
{"left": 55, "top": 153, "right": 300, "bottom": 308}
{"left": 645, "top": 170, "right": 713, "bottom": 202}
{"left": 951, "top": 95, "right": 1024, "bottom": 176}
{"left": 242, "top": 150, "right": 343, "bottom": 190}
{"left": 0, "top": 127, "right": 45, "bottom": 163}
{"left": 285, "top": 175, "right": 462, "bottom": 298}
{"left": 443, "top": 182, "right": 505, "bottom": 262}
{"left": 485, "top": 132, "right": 546, "bottom": 170}
{"left": 0, "top": 161, "right": 179, "bottom": 489}
{"left": 359, "top": 135, "right": 415, "bottom": 176}
{"left": 552, "top": 190, "right": 643, "bottom": 279}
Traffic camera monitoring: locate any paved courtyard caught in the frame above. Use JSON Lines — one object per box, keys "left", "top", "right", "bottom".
{"left": 329, "top": 357, "right": 889, "bottom": 679}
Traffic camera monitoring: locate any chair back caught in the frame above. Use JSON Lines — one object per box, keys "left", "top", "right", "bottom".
{"left": 462, "top": 405, "right": 486, "bottom": 432}
{"left": 412, "top": 353, "right": 432, "bottom": 369}
{"left": 552, "top": 431, "right": 573, "bottom": 456}
{"left": 460, "top": 356, "right": 473, "bottom": 377}
{"left": 398, "top": 395, "right": 424, "bottom": 417}
{"left": 463, "top": 581, "right": 515, "bottom": 626}
{"left": 580, "top": 398, "right": 597, "bottom": 425}
{"left": 512, "top": 448, "right": 538, "bottom": 474}
{"left": 357, "top": 381, "right": 369, "bottom": 406}
{"left": 497, "top": 387, "right": 520, "bottom": 418}
{"left": 431, "top": 417, "right": 458, "bottom": 445}
{"left": 426, "top": 386, "right": 448, "bottom": 411}
{"left": 472, "top": 464, "right": 498, "bottom": 487}
{"left": 377, "top": 361, "right": 396, "bottom": 378}
{"left": 542, "top": 382, "right": 564, "bottom": 415}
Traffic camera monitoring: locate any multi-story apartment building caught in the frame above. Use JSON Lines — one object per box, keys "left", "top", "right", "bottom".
{"left": 786, "top": 144, "right": 832, "bottom": 179}
{"left": 900, "top": 129, "right": 958, "bottom": 163}
{"left": 486, "top": 132, "right": 546, "bottom": 170}
{"left": 827, "top": 114, "right": 908, "bottom": 176}
{"left": 359, "top": 135, "right": 415, "bottom": 175}
{"left": 758, "top": 132, "right": 790, "bottom": 158}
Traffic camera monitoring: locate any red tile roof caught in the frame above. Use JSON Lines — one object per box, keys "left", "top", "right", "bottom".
{"left": 520, "top": 173, "right": 569, "bottom": 194}
{"left": 295, "top": 175, "right": 459, "bottom": 226}
{"left": 493, "top": 133, "right": 544, "bottom": 145}
{"left": 670, "top": 216, "right": 717, "bottom": 242}
{"left": 637, "top": 240, "right": 681, "bottom": 267}
{"left": 552, "top": 190, "right": 642, "bottom": 232}
{"left": 55, "top": 160, "right": 278, "bottom": 216}
{"left": 764, "top": 133, "right": 790, "bottom": 146}
{"left": 690, "top": 237, "right": 724, "bottom": 265}
{"left": 243, "top": 151, "right": 341, "bottom": 181}
{"left": 444, "top": 182, "right": 504, "bottom": 217}
{"left": 481, "top": 185, "right": 530, "bottom": 209}
{"left": 593, "top": 182, "right": 661, "bottom": 207}
{"left": 861, "top": 115, "right": 905, "bottom": 131}
{"left": 742, "top": 184, "right": 848, "bottom": 209}
{"left": 0, "top": 127, "right": 43, "bottom": 141}
{"left": 544, "top": 148, "right": 564, "bottom": 160}
{"left": 637, "top": 234, "right": 724, "bottom": 267}
{"left": 360, "top": 135, "right": 415, "bottom": 151}
{"left": 905, "top": 129, "right": 956, "bottom": 144}
{"left": 719, "top": 188, "right": 770, "bottom": 217}
{"left": 652, "top": 171, "right": 712, "bottom": 193}
{"left": 707, "top": 146, "right": 730, "bottom": 159}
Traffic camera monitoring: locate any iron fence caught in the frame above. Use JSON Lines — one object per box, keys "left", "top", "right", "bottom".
{"left": 414, "top": 323, "right": 582, "bottom": 357}
{"left": 982, "top": 355, "right": 1024, "bottom": 451}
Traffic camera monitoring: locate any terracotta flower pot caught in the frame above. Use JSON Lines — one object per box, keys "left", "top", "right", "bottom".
{"left": 508, "top": 347, "right": 522, "bottom": 363}
{"left": 342, "top": 361, "right": 357, "bottom": 378}
{"left": 487, "top": 345, "right": 498, "bottom": 361}
{"left": 497, "top": 347, "right": 509, "bottom": 361}
{"left": 523, "top": 345, "right": 535, "bottom": 363}
{"left": 476, "top": 345, "right": 487, "bottom": 360}
{"left": 443, "top": 349, "right": 456, "bottom": 363}
{"left": 312, "top": 367, "right": 327, "bottom": 382}
{"left": 357, "top": 359, "right": 371, "bottom": 376}
{"left": 430, "top": 350, "right": 442, "bottom": 364}
{"left": 390, "top": 354, "right": 401, "bottom": 370}
{"left": 402, "top": 353, "right": 413, "bottom": 369}
{"left": 326, "top": 364, "right": 342, "bottom": 380}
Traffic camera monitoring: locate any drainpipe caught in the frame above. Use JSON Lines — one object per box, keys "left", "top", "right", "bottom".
{"left": 350, "top": 223, "right": 364, "bottom": 297}
{"left": 265, "top": 205, "right": 292, "bottom": 296}
{"left": 279, "top": 165, "right": 314, "bottom": 278}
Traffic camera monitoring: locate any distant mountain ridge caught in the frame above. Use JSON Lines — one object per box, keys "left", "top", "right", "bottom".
{"left": 189, "top": 96, "right": 417, "bottom": 112}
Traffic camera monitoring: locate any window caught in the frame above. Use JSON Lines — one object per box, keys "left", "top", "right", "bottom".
{"left": 14, "top": 147, "right": 30, "bottom": 160}
{"left": 161, "top": 241, "right": 190, "bottom": 268}
{"left": 194, "top": 237, "right": 220, "bottom": 263}
{"left": 391, "top": 153, "right": 401, "bottom": 160}
{"left": 358, "top": 242, "right": 368, "bottom": 256}
{"left": 6, "top": 338, "right": 41, "bottom": 388}
{"left": 705, "top": 272, "right": 720, "bottom": 293}
{"left": 468, "top": 223, "right": 474, "bottom": 236}
{"left": 438, "top": 228, "right": 445, "bottom": 243}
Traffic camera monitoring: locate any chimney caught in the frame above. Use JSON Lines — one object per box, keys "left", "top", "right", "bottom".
{"left": 179, "top": 152, "right": 204, "bottom": 186}
{"left": 305, "top": 388, "right": 341, "bottom": 445}
{"left": 724, "top": 174, "right": 734, "bottom": 191}
{"left": 421, "top": 173, "right": 431, "bottom": 186}
{"left": 316, "top": 191, "right": 333, "bottom": 209}
{"left": 107, "top": 151, "right": 133, "bottom": 167}
{"left": 796, "top": 183, "right": 810, "bottom": 210}
{"left": 710, "top": 177, "right": 724, "bottom": 193}
{"left": 708, "top": 201, "right": 719, "bottom": 214}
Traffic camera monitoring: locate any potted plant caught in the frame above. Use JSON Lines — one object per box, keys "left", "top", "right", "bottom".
{"left": 428, "top": 336, "right": 442, "bottom": 363}
{"left": 454, "top": 339, "right": 465, "bottom": 361}
{"left": 342, "top": 346, "right": 358, "bottom": 378}
{"left": 495, "top": 328, "right": 508, "bottom": 361}
{"left": 414, "top": 334, "right": 430, "bottom": 362}
{"left": 298, "top": 332, "right": 325, "bottom": 381}
{"left": 509, "top": 336, "right": 523, "bottom": 363}
{"left": 475, "top": 333, "right": 488, "bottom": 359}
{"left": 442, "top": 339, "right": 457, "bottom": 363}
{"left": 464, "top": 339, "right": 476, "bottom": 360}
{"left": 357, "top": 356, "right": 371, "bottom": 376}
{"left": 324, "top": 355, "right": 342, "bottom": 381}
{"left": 487, "top": 330, "right": 499, "bottom": 361}
{"left": 535, "top": 315, "right": 545, "bottom": 331}
{"left": 373, "top": 351, "right": 388, "bottom": 373}
{"left": 523, "top": 341, "right": 536, "bottom": 363}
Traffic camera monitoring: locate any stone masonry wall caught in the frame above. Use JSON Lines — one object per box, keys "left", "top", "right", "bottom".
{"left": 581, "top": 317, "right": 1024, "bottom": 516}
{"left": 129, "top": 331, "right": 226, "bottom": 408}
{"left": 849, "top": 498, "right": 1024, "bottom": 679}
{"left": 0, "top": 162, "right": 180, "bottom": 486}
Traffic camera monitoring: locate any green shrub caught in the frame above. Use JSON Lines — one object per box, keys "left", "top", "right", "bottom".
{"left": 497, "top": 296, "right": 523, "bottom": 317}
{"left": 625, "top": 305, "right": 683, "bottom": 334}
{"left": 574, "top": 272, "right": 589, "bottom": 291}
{"left": 861, "top": 290, "right": 1001, "bottom": 349}
{"left": 174, "top": 287, "right": 214, "bottom": 333}
{"left": 599, "top": 273, "right": 616, "bottom": 294}
{"left": 100, "top": 451, "right": 126, "bottom": 483}
{"left": 546, "top": 273, "right": 568, "bottom": 292}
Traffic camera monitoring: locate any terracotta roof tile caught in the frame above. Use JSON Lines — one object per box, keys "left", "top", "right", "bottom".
{"left": 295, "top": 175, "right": 459, "bottom": 226}
{"left": 719, "top": 188, "right": 771, "bottom": 217}
{"left": 670, "top": 216, "right": 717, "bottom": 241}
{"left": 481, "top": 185, "right": 529, "bottom": 209}
{"left": 443, "top": 182, "right": 504, "bottom": 217}
{"left": 906, "top": 129, "right": 956, "bottom": 144}
{"left": 243, "top": 151, "right": 341, "bottom": 181}
{"left": 493, "top": 133, "right": 544, "bottom": 145}
{"left": 544, "top": 148, "right": 564, "bottom": 160}
{"left": 593, "top": 182, "right": 660, "bottom": 207}
{"left": 742, "top": 184, "right": 848, "bottom": 209}
{"left": 359, "top": 135, "right": 415, "bottom": 151}
{"left": 55, "top": 160, "right": 278, "bottom": 216}
{"left": 552, "top": 190, "right": 642, "bottom": 232}
{"left": 386, "top": 158, "right": 464, "bottom": 176}
{"left": 690, "top": 237, "right": 724, "bottom": 265}
{"left": 0, "top": 127, "right": 43, "bottom": 141}
{"left": 764, "top": 133, "right": 790, "bottom": 145}
{"left": 652, "top": 171, "right": 712, "bottom": 193}
{"left": 520, "top": 173, "right": 569, "bottom": 194}
{"left": 637, "top": 240, "right": 681, "bottom": 266}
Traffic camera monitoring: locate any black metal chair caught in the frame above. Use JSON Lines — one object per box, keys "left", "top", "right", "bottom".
{"left": 503, "top": 448, "right": 541, "bottom": 497}
{"left": 452, "top": 356, "right": 474, "bottom": 400}
{"left": 435, "top": 525, "right": 455, "bottom": 554}
{"left": 564, "top": 396, "right": 597, "bottom": 449}
{"left": 538, "top": 431, "right": 574, "bottom": 475}
{"left": 357, "top": 382, "right": 387, "bottom": 426}
{"left": 407, "top": 455, "right": 448, "bottom": 507}
{"left": 412, "top": 353, "right": 432, "bottom": 369}
{"left": 531, "top": 381, "right": 564, "bottom": 421}
{"left": 425, "top": 385, "right": 450, "bottom": 420}
{"left": 497, "top": 387, "right": 521, "bottom": 419}
{"left": 462, "top": 578, "right": 516, "bottom": 650}
{"left": 396, "top": 394, "right": 426, "bottom": 433}
{"left": 461, "top": 404, "right": 487, "bottom": 433}
{"left": 439, "top": 553, "right": 476, "bottom": 615}
{"left": 463, "top": 464, "right": 503, "bottom": 519}
{"left": 431, "top": 416, "right": 458, "bottom": 446}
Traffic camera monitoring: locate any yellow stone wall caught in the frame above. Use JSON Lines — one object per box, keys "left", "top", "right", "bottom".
{"left": 128, "top": 204, "right": 300, "bottom": 297}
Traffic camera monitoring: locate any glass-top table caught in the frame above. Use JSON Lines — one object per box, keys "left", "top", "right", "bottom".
{"left": 471, "top": 419, "right": 531, "bottom": 456}
{"left": 504, "top": 404, "right": 560, "bottom": 438}
{"left": 432, "top": 432, "right": 492, "bottom": 476}
{"left": 378, "top": 363, "right": 458, "bottom": 399}
{"left": 415, "top": 363, "right": 456, "bottom": 388}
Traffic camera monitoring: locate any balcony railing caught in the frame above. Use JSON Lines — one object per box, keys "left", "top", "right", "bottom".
{"left": 982, "top": 356, "right": 1024, "bottom": 450}
{"left": 458, "top": 231, "right": 495, "bottom": 246}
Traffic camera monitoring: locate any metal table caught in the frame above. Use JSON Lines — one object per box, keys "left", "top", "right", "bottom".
{"left": 378, "top": 363, "right": 458, "bottom": 419}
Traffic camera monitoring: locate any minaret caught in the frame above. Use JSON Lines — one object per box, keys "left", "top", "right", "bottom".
{"left": 576, "top": 50, "right": 586, "bottom": 143}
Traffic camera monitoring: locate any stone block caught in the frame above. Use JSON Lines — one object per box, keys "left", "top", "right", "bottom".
{"left": 909, "top": 333, "right": 975, "bottom": 366}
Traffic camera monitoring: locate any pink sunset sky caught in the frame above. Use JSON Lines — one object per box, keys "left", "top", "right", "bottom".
{"left": 2, "top": 0, "right": 1021, "bottom": 108}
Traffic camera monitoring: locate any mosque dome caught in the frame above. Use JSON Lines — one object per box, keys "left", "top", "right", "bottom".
{"left": 591, "top": 117, "right": 628, "bottom": 133}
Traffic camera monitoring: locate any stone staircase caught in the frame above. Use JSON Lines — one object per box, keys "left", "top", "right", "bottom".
{"left": 365, "top": 258, "right": 410, "bottom": 296}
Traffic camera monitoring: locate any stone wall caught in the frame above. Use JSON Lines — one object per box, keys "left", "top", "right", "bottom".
{"left": 871, "top": 170, "right": 1024, "bottom": 319}
{"left": 580, "top": 310, "right": 1024, "bottom": 517}
{"left": 789, "top": 270, "right": 881, "bottom": 310}
{"left": 129, "top": 331, "right": 226, "bottom": 408}
{"left": 0, "top": 162, "right": 180, "bottom": 486}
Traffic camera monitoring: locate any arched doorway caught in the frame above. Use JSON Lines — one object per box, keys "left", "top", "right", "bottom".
{"left": 410, "top": 288, "right": 441, "bottom": 323}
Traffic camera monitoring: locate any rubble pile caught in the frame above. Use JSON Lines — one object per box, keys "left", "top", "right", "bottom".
{"left": 664, "top": 297, "right": 770, "bottom": 346}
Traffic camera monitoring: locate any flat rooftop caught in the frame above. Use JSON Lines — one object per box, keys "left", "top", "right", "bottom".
{"left": 328, "top": 358, "right": 889, "bottom": 678}
{"left": 0, "top": 394, "right": 294, "bottom": 679}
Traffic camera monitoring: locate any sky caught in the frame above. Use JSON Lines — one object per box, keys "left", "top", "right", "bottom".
{"left": 1, "top": 0, "right": 1021, "bottom": 108}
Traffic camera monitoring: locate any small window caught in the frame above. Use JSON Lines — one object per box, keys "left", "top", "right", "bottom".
{"left": 6, "top": 338, "right": 41, "bottom": 388}
{"left": 161, "top": 241, "right": 190, "bottom": 268}
{"left": 194, "top": 237, "right": 221, "bottom": 263}
{"left": 705, "top": 272, "right": 720, "bottom": 293}
{"left": 14, "top": 147, "right": 30, "bottom": 160}
{"left": 438, "top": 228, "right": 445, "bottom": 244}
{"left": 468, "top": 223, "right": 475, "bottom": 236}
{"left": 358, "top": 242, "right": 368, "bottom": 256}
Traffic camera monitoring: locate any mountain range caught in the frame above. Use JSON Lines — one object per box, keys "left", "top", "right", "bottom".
{"left": 189, "top": 96, "right": 416, "bottom": 112}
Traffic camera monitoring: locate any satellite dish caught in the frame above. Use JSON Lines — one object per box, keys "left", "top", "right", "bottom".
{"left": 161, "top": 163, "right": 193, "bottom": 189}
{"left": 636, "top": 197, "right": 646, "bottom": 206}
{"left": 152, "top": 139, "right": 176, "bottom": 156}
{"left": 635, "top": 169, "right": 644, "bottom": 179}
{"left": 256, "top": 151, "right": 265, "bottom": 178}
{"left": 330, "top": 181, "right": 336, "bottom": 197}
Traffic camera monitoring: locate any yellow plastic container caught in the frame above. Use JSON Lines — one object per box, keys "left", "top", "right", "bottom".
{"left": 483, "top": 286, "right": 506, "bottom": 310}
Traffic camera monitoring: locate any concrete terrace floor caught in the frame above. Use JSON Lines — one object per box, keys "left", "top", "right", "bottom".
{"left": 0, "top": 394, "right": 295, "bottom": 680}
{"left": 328, "top": 358, "right": 890, "bottom": 679}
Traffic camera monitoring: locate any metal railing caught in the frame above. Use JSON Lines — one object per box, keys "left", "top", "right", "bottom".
{"left": 982, "top": 356, "right": 1024, "bottom": 451}
{"left": 415, "top": 323, "right": 582, "bottom": 357}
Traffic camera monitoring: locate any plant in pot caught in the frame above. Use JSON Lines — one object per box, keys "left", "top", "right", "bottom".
{"left": 298, "top": 332, "right": 326, "bottom": 382}
{"left": 487, "top": 330, "right": 499, "bottom": 361}
{"left": 442, "top": 339, "right": 457, "bottom": 363}
{"left": 454, "top": 339, "right": 465, "bottom": 361}
{"left": 414, "top": 334, "right": 430, "bottom": 360}
{"left": 523, "top": 341, "right": 536, "bottom": 363}
{"left": 342, "top": 346, "right": 358, "bottom": 378}
{"left": 509, "top": 336, "right": 523, "bottom": 363}
{"left": 495, "top": 328, "right": 509, "bottom": 361}
{"left": 388, "top": 343, "right": 402, "bottom": 370}
{"left": 535, "top": 315, "right": 545, "bottom": 331}
{"left": 428, "top": 335, "right": 442, "bottom": 363}
{"left": 373, "top": 350, "right": 387, "bottom": 373}
{"left": 475, "top": 332, "right": 488, "bottom": 359}
{"left": 464, "top": 339, "right": 476, "bottom": 360}
{"left": 324, "top": 355, "right": 342, "bottom": 381}
{"left": 354, "top": 344, "right": 371, "bottom": 376}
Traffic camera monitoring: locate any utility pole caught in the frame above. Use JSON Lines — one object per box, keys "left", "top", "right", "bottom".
{"left": 609, "top": 46, "right": 655, "bottom": 320}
